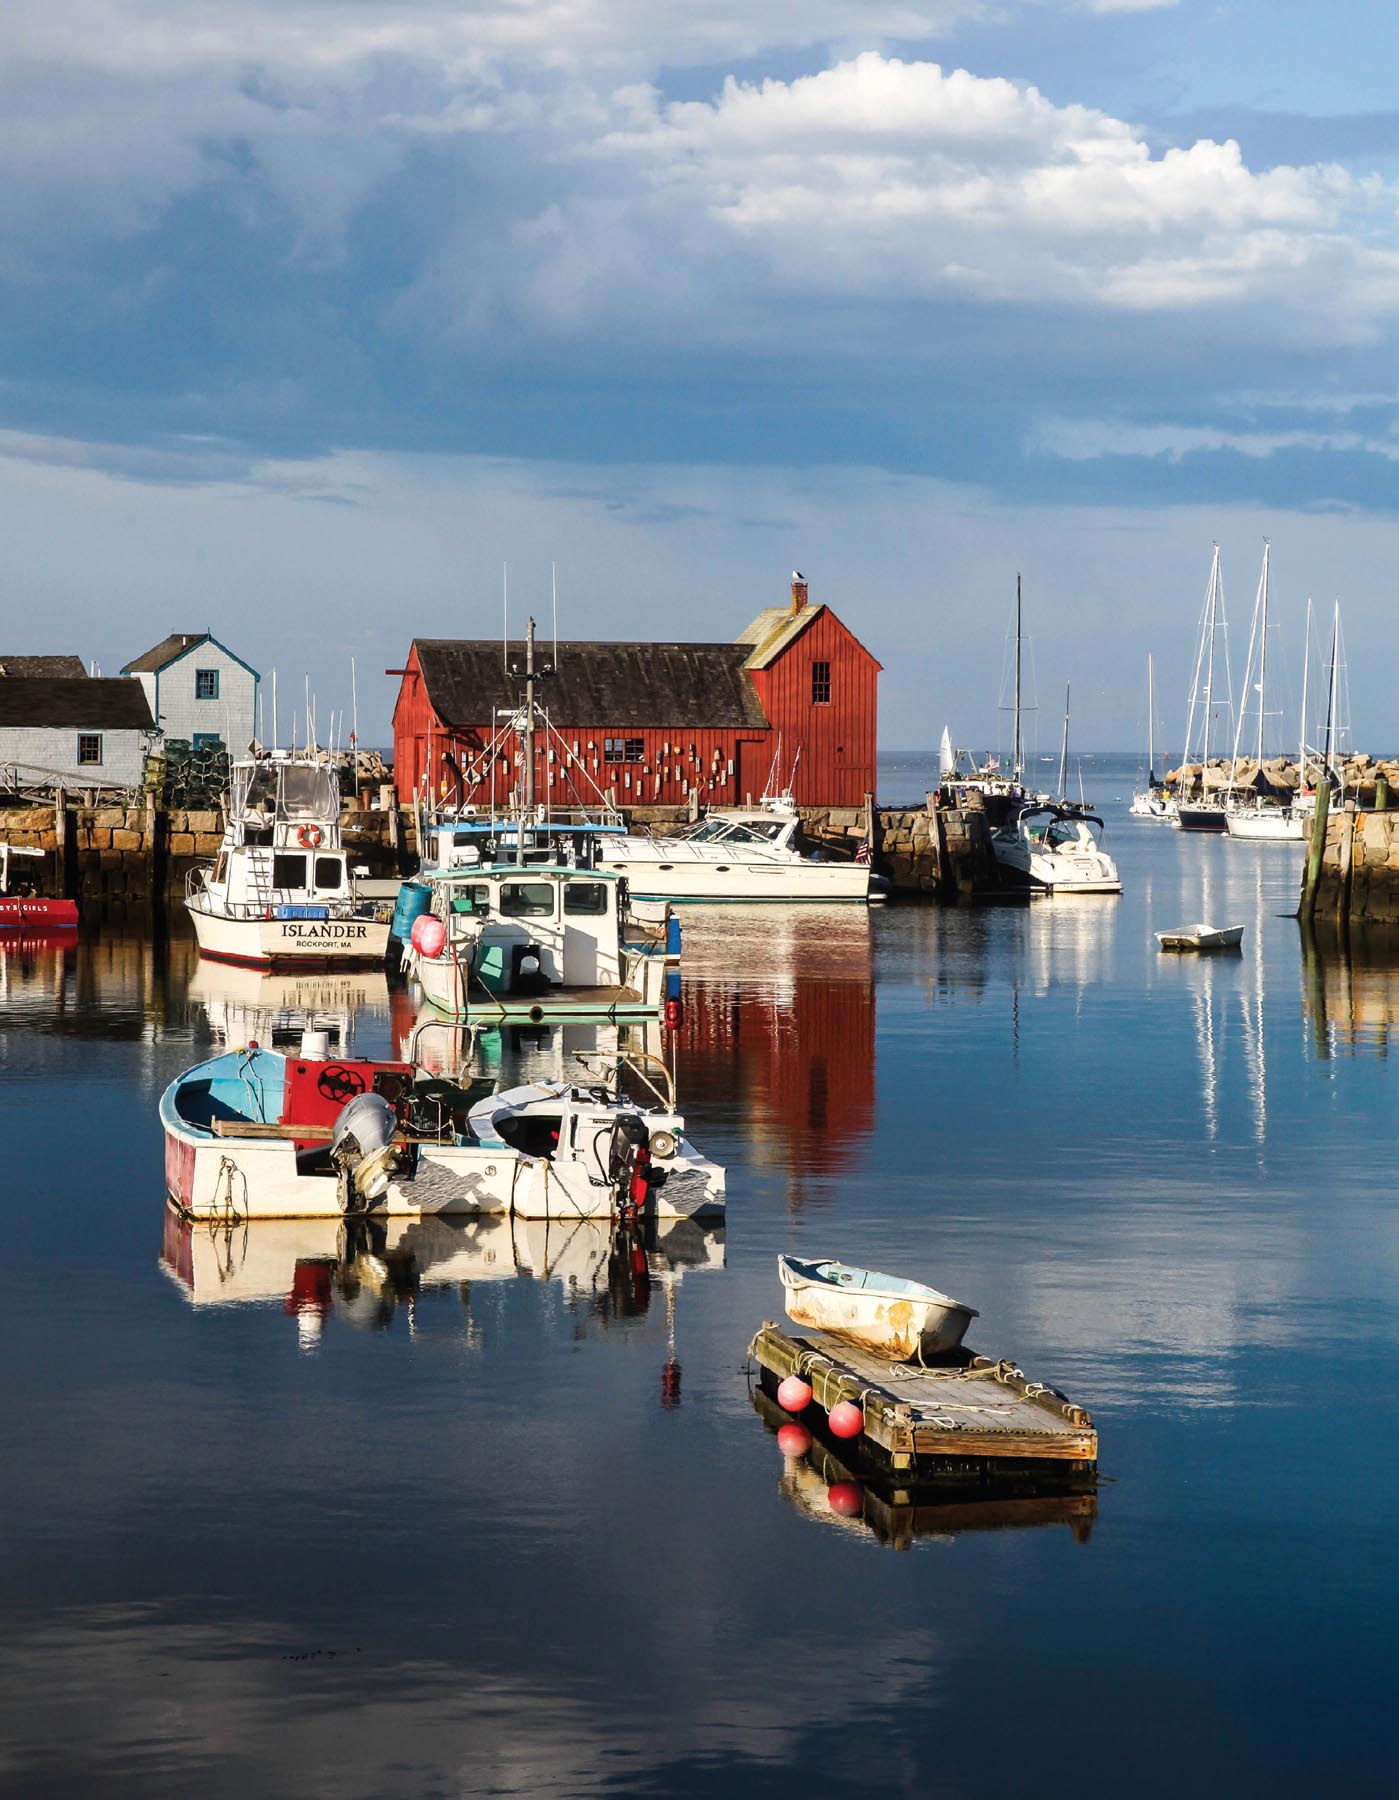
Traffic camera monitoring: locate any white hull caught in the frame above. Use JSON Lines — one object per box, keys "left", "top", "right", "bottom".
{"left": 188, "top": 898, "right": 390, "bottom": 967}
{"left": 164, "top": 1122, "right": 724, "bottom": 1222}
{"left": 411, "top": 942, "right": 670, "bottom": 1021}
{"left": 600, "top": 847, "right": 870, "bottom": 903}
{"left": 778, "top": 1257, "right": 977, "bottom": 1360}
{"left": 1226, "top": 808, "right": 1304, "bottom": 841}
{"left": 1157, "top": 924, "right": 1245, "bottom": 951}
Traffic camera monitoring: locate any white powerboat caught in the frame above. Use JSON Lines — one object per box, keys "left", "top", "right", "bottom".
{"left": 599, "top": 797, "right": 873, "bottom": 903}
{"left": 991, "top": 805, "right": 1121, "bottom": 895}
{"left": 778, "top": 1256, "right": 978, "bottom": 1360}
{"left": 186, "top": 752, "right": 391, "bottom": 967}
{"left": 161, "top": 1038, "right": 724, "bottom": 1222}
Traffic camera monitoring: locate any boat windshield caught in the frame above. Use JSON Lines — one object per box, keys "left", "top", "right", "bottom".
{"left": 682, "top": 819, "right": 731, "bottom": 843}
{"left": 278, "top": 765, "right": 339, "bottom": 821}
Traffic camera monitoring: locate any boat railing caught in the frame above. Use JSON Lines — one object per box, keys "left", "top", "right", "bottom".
{"left": 573, "top": 1049, "right": 674, "bottom": 1113}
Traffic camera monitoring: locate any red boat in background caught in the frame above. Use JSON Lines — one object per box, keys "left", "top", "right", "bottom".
{"left": 0, "top": 844, "right": 78, "bottom": 931}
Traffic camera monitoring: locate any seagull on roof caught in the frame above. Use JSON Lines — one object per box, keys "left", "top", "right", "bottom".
{"left": 792, "top": 569, "right": 804, "bottom": 580}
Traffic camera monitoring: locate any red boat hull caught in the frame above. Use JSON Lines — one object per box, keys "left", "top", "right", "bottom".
{"left": 0, "top": 896, "right": 79, "bottom": 930}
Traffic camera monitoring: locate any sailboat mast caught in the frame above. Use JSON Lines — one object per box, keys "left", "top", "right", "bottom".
{"left": 1256, "top": 541, "right": 1269, "bottom": 773}
{"left": 1057, "top": 683, "right": 1070, "bottom": 800}
{"left": 1201, "top": 545, "right": 1218, "bottom": 785}
{"left": 1013, "top": 574, "right": 1023, "bottom": 783}
{"left": 1147, "top": 653, "right": 1155, "bottom": 786}
{"left": 1298, "top": 597, "right": 1312, "bottom": 788}
{"left": 1325, "top": 603, "right": 1340, "bottom": 782}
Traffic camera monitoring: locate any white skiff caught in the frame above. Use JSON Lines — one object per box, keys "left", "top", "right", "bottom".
{"left": 1156, "top": 923, "right": 1245, "bottom": 952}
{"left": 778, "top": 1255, "right": 977, "bottom": 1360}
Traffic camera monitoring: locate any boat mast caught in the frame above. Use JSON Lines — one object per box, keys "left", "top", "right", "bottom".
{"left": 1147, "top": 653, "right": 1155, "bottom": 787}
{"left": 1013, "top": 574, "right": 1023, "bottom": 784}
{"left": 1057, "top": 683, "right": 1070, "bottom": 801}
{"left": 1324, "top": 603, "right": 1340, "bottom": 788}
{"left": 520, "top": 616, "right": 537, "bottom": 865}
{"left": 1256, "top": 541, "right": 1269, "bottom": 775}
{"left": 1298, "top": 597, "right": 1312, "bottom": 788}
{"left": 1201, "top": 545, "right": 1219, "bottom": 795}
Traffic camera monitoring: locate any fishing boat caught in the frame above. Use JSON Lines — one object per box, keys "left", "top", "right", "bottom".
{"left": 991, "top": 805, "right": 1121, "bottom": 895}
{"left": 0, "top": 844, "right": 78, "bottom": 931}
{"left": 399, "top": 619, "right": 680, "bottom": 1021}
{"left": 599, "top": 793, "right": 874, "bottom": 903}
{"left": 1156, "top": 924, "right": 1245, "bottom": 952}
{"left": 1174, "top": 545, "right": 1233, "bottom": 832}
{"left": 186, "top": 751, "right": 392, "bottom": 967}
{"left": 1129, "top": 654, "right": 1172, "bottom": 819}
{"left": 161, "top": 1034, "right": 724, "bottom": 1222}
{"left": 778, "top": 1256, "right": 978, "bottom": 1360}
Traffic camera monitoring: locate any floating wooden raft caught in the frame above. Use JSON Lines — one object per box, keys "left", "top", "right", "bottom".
{"left": 750, "top": 1322, "right": 1097, "bottom": 1473}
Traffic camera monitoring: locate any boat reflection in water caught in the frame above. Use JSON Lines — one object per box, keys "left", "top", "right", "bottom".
{"left": 161, "top": 1206, "right": 724, "bottom": 1358}
{"left": 187, "top": 959, "right": 392, "bottom": 1053}
{"left": 675, "top": 905, "right": 875, "bottom": 1180}
{"left": 751, "top": 1389, "right": 1096, "bottom": 1550}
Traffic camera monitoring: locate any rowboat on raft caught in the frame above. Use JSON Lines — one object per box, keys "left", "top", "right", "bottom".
{"left": 778, "top": 1256, "right": 978, "bottom": 1361}
{"left": 1156, "top": 923, "right": 1245, "bottom": 952}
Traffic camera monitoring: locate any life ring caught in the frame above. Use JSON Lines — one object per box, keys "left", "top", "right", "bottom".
{"left": 296, "top": 825, "right": 323, "bottom": 849}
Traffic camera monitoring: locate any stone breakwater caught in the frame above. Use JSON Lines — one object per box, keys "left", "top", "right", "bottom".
{"left": 0, "top": 800, "right": 413, "bottom": 916}
{"left": 1169, "top": 753, "right": 1399, "bottom": 803}
{"left": 1304, "top": 805, "right": 1399, "bottom": 925}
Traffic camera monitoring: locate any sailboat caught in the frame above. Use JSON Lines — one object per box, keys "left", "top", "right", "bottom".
{"left": 1129, "top": 654, "right": 1171, "bottom": 819}
{"left": 1174, "top": 546, "right": 1233, "bottom": 832}
{"left": 1226, "top": 544, "right": 1305, "bottom": 842}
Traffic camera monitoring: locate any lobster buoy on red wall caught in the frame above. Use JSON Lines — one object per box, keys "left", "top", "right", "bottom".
{"left": 410, "top": 914, "right": 446, "bottom": 958}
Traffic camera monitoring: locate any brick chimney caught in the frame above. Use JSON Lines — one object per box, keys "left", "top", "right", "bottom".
{"left": 789, "top": 572, "right": 808, "bottom": 614}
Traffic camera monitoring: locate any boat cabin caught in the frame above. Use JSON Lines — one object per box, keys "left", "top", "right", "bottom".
{"left": 433, "top": 866, "right": 636, "bottom": 991}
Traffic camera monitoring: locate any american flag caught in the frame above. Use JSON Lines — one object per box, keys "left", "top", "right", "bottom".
{"left": 855, "top": 836, "right": 871, "bottom": 865}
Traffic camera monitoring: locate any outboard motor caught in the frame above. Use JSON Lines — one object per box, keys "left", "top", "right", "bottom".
{"left": 607, "top": 1113, "right": 653, "bottom": 1220}
{"left": 329, "top": 1091, "right": 400, "bottom": 1213}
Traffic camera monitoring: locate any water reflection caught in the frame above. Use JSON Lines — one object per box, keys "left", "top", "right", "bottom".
{"left": 751, "top": 1389, "right": 1097, "bottom": 1550}
{"left": 1300, "top": 921, "right": 1399, "bottom": 1058}
{"left": 162, "top": 1208, "right": 724, "bottom": 1351}
{"left": 677, "top": 906, "right": 875, "bottom": 1186}
{"left": 188, "top": 961, "right": 392, "bottom": 1053}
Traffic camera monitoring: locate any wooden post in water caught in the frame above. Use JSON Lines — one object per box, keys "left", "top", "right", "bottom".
{"left": 863, "top": 790, "right": 880, "bottom": 866}
{"left": 1378, "top": 773, "right": 1389, "bottom": 811}
{"left": 1301, "top": 783, "right": 1331, "bottom": 917}
{"left": 54, "top": 788, "right": 71, "bottom": 899}
{"left": 1336, "top": 801, "right": 1357, "bottom": 918}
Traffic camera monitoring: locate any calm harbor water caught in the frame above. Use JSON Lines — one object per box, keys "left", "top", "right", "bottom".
{"left": 5, "top": 751, "right": 1399, "bottom": 1795}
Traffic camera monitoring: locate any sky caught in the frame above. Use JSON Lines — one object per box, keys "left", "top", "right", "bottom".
{"left": 4, "top": 0, "right": 1399, "bottom": 752}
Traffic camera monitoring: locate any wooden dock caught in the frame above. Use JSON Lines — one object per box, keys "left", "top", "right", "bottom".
{"left": 749, "top": 1322, "right": 1097, "bottom": 1475}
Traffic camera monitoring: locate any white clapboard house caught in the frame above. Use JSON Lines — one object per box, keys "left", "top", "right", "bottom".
{"left": 122, "top": 632, "right": 259, "bottom": 752}
{"left": 0, "top": 676, "right": 158, "bottom": 787}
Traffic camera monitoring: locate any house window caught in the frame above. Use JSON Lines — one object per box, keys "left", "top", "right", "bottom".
{"left": 603, "top": 737, "right": 645, "bottom": 763}
{"left": 812, "top": 661, "right": 832, "bottom": 704}
{"left": 77, "top": 734, "right": 103, "bottom": 766}
{"left": 195, "top": 669, "right": 219, "bottom": 700}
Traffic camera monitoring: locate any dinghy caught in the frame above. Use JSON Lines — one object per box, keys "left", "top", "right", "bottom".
{"left": 778, "top": 1256, "right": 977, "bottom": 1360}
{"left": 1156, "top": 923, "right": 1245, "bottom": 952}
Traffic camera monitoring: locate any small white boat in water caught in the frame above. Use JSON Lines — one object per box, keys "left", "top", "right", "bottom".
{"left": 778, "top": 1255, "right": 978, "bottom": 1360}
{"left": 1156, "top": 923, "right": 1245, "bottom": 952}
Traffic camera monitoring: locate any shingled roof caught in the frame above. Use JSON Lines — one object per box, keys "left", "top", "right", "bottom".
{"left": 122, "top": 632, "right": 210, "bottom": 675}
{"left": 0, "top": 654, "right": 88, "bottom": 678}
{"left": 737, "top": 602, "right": 829, "bottom": 669}
{"left": 0, "top": 677, "right": 156, "bottom": 730}
{"left": 414, "top": 640, "right": 770, "bottom": 731}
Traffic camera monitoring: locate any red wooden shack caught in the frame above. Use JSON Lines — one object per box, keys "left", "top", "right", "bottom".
{"left": 388, "top": 578, "right": 880, "bottom": 810}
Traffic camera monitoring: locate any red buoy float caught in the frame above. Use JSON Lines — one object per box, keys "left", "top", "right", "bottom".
{"left": 411, "top": 914, "right": 446, "bottom": 958}
{"left": 828, "top": 1400, "right": 864, "bottom": 1439}
{"left": 776, "top": 1423, "right": 812, "bottom": 1458}
{"left": 776, "top": 1375, "right": 812, "bottom": 1414}
{"left": 827, "top": 1482, "right": 863, "bottom": 1517}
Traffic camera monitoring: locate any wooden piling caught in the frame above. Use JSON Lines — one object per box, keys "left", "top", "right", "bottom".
{"left": 1336, "top": 801, "right": 1357, "bottom": 917}
{"left": 1378, "top": 774, "right": 1390, "bottom": 811}
{"left": 1301, "top": 782, "right": 1332, "bottom": 918}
